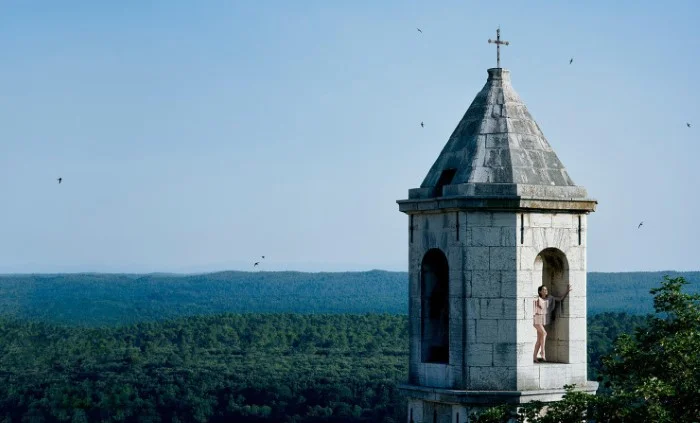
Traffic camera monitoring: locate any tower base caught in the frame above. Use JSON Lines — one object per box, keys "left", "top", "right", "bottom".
{"left": 400, "top": 382, "right": 599, "bottom": 423}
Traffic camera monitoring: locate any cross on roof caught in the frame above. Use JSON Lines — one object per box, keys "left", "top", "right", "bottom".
{"left": 487, "top": 27, "right": 509, "bottom": 68}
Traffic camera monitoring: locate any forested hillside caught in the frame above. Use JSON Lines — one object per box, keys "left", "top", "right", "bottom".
{"left": 0, "top": 271, "right": 697, "bottom": 326}
{"left": 0, "top": 312, "right": 643, "bottom": 422}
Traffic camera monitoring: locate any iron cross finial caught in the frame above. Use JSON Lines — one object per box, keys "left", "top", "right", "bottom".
{"left": 488, "top": 27, "right": 510, "bottom": 68}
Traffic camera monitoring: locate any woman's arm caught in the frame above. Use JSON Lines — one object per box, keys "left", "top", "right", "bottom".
{"left": 553, "top": 284, "right": 572, "bottom": 301}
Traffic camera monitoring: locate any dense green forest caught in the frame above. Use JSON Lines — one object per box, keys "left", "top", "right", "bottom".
{"left": 0, "top": 271, "right": 697, "bottom": 326}
{"left": 0, "top": 271, "right": 694, "bottom": 421}
{"left": 0, "top": 312, "right": 644, "bottom": 422}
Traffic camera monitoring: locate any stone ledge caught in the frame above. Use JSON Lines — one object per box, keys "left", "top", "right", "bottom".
{"left": 397, "top": 197, "right": 597, "bottom": 214}
{"left": 398, "top": 382, "right": 599, "bottom": 405}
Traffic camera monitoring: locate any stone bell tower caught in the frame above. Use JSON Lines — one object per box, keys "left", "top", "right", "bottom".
{"left": 396, "top": 64, "right": 598, "bottom": 422}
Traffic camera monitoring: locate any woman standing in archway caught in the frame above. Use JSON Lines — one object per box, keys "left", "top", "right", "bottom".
{"left": 533, "top": 284, "right": 571, "bottom": 363}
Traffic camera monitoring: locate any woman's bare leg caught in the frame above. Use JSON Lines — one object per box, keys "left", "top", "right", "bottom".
{"left": 533, "top": 324, "right": 546, "bottom": 361}
{"left": 539, "top": 326, "right": 547, "bottom": 360}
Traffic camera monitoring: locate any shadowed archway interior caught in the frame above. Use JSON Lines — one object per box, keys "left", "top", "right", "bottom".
{"left": 421, "top": 248, "right": 450, "bottom": 364}
{"left": 534, "top": 247, "right": 570, "bottom": 363}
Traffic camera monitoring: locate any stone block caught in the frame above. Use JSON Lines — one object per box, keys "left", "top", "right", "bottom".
{"left": 497, "top": 319, "right": 516, "bottom": 343}
{"left": 476, "top": 319, "right": 499, "bottom": 343}
{"left": 551, "top": 340, "right": 569, "bottom": 363}
{"left": 481, "top": 298, "right": 517, "bottom": 319}
{"left": 449, "top": 347, "right": 463, "bottom": 367}
{"left": 516, "top": 318, "right": 535, "bottom": 338}
{"left": 449, "top": 297, "right": 464, "bottom": 322}
{"left": 500, "top": 271, "right": 518, "bottom": 298}
{"left": 451, "top": 406, "right": 468, "bottom": 423}
{"left": 568, "top": 297, "right": 586, "bottom": 318}
{"left": 449, "top": 270, "right": 466, "bottom": 298}
{"left": 409, "top": 297, "right": 421, "bottom": 319}
{"left": 408, "top": 400, "right": 424, "bottom": 423}
{"left": 566, "top": 247, "right": 586, "bottom": 271}
{"left": 568, "top": 270, "right": 587, "bottom": 297}
{"left": 450, "top": 365, "right": 465, "bottom": 389}
{"left": 463, "top": 271, "right": 473, "bottom": 297}
{"left": 489, "top": 247, "right": 517, "bottom": 270}
{"left": 568, "top": 362, "right": 588, "bottom": 383}
{"left": 471, "top": 227, "right": 502, "bottom": 246}
{"left": 530, "top": 213, "right": 552, "bottom": 228}
{"left": 410, "top": 323, "right": 422, "bottom": 348}
{"left": 517, "top": 297, "right": 536, "bottom": 320}
{"left": 551, "top": 213, "right": 574, "bottom": 228}
{"left": 467, "top": 343, "right": 493, "bottom": 367}
{"left": 516, "top": 341, "right": 534, "bottom": 365}
{"left": 533, "top": 227, "right": 571, "bottom": 251}
{"left": 409, "top": 271, "right": 420, "bottom": 298}
{"left": 466, "top": 247, "right": 490, "bottom": 270}
{"left": 501, "top": 226, "right": 518, "bottom": 246}
{"left": 569, "top": 340, "right": 587, "bottom": 364}
{"left": 469, "top": 366, "right": 516, "bottom": 390}
{"left": 467, "top": 319, "right": 477, "bottom": 342}
{"left": 492, "top": 212, "right": 516, "bottom": 227}
{"left": 472, "top": 270, "right": 500, "bottom": 298}
{"left": 539, "top": 364, "right": 568, "bottom": 389}
{"left": 493, "top": 342, "right": 517, "bottom": 366}
{"left": 421, "top": 363, "right": 451, "bottom": 388}
{"left": 468, "top": 211, "right": 493, "bottom": 227}
{"left": 518, "top": 246, "right": 537, "bottom": 270}
{"left": 447, "top": 249, "right": 463, "bottom": 270}
{"left": 516, "top": 271, "right": 535, "bottom": 298}
{"left": 568, "top": 317, "right": 587, "bottom": 341}
{"left": 517, "top": 365, "right": 541, "bottom": 391}
{"left": 466, "top": 299, "right": 480, "bottom": 320}
{"left": 521, "top": 226, "right": 533, "bottom": 245}
{"left": 420, "top": 232, "right": 438, "bottom": 250}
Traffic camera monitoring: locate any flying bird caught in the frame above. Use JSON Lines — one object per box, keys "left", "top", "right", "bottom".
{"left": 637, "top": 221, "right": 644, "bottom": 229}
{"left": 254, "top": 262, "right": 260, "bottom": 267}
{"left": 261, "top": 256, "right": 265, "bottom": 259}
{"left": 569, "top": 58, "right": 573, "bottom": 65}
{"left": 417, "top": 28, "right": 422, "bottom": 33}
{"left": 420, "top": 121, "right": 424, "bottom": 128}
{"left": 687, "top": 122, "right": 691, "bottom": 128}
{"left": 57, "top": 177, "right": 62, "bottom": 184}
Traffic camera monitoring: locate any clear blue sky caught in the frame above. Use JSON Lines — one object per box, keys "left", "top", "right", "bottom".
{"left": 1, "top": 1, "right": 698, "bottom": 273}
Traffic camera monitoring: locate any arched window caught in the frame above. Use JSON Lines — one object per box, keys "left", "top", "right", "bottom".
{"left": 533, "top": 248, "right": 570, "bottom": 363}
{"left": 421, "top": 248, "right": 449, "bottom": 363}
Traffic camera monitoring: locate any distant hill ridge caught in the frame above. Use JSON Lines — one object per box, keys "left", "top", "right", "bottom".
{"left": 0, "top": 270, "right": 698, "bottom": 326}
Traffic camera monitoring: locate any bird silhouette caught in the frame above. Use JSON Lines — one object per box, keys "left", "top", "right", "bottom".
{"left": 254, "top": 262, "right": 260, "bottom": 267}
{"left": 638, "top": 221, "right": 644, "bottom": 229}
{"left": 420, "top": 121, "right": 424, "bottom": 128}
{"left": 417, "top": 28, "right": 422, "bottom": 33}
{"left": 261, "top": 256, "right": 265, "bottom": 259}
{"left": 57, "top": 177, "right": 62, "bottom": 184}
{"left": 687, "top": 122, "right": 691, "bottom": 128}
{"left": 569, "top": 58, "right": 573, "bottom": 64}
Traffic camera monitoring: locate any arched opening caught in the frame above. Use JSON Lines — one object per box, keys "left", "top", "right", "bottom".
{"left": 421, "top": 248, "right": 449, "bottom": 363}
{"left": 533, "top": 248, "right": 570, "bottom": 363}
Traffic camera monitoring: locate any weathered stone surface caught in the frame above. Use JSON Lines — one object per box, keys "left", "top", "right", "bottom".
{"left": 398, "top": 68, "right": 594, "bottom": 206}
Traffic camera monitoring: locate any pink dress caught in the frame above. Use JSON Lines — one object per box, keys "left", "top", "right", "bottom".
{"left": 533, "top": 297, "right": 556, "bottom": 326}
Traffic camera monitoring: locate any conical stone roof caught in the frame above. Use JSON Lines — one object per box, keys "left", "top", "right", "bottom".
{"left": 400, "top": 68, "right": 595, "bottom": 212}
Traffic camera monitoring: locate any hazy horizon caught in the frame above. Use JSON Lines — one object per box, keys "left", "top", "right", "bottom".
{"left": 2, "top": 1, "right": 698, "bottom": 274}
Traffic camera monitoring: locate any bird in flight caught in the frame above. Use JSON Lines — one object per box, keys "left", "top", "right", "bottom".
{"left": 569, "top": 58, "right": 573, "bottom": 65}
{"left": 420, "top": 121, "right": 424, "bottom": 128}
{"left": 254, "top": 262, "right": 260, "bottom": 267}
{"left": 261, "top": 256, "right": 265, "bottom": 259}
{"left": 57, "top": 177, "right": 62, "bottom": 184}
{"left": 687, "top": 122, "right": 691, "bottom": 128}
{"left": 637, "top": 221, "right": 644, "bottom": 229}
{"left": 417, "top": 28, "right": 422, "bottom": 34}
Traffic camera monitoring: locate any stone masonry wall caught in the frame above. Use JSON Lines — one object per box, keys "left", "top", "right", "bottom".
{"left": 409, "top": 210, "right": 590, "bottom": 392}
